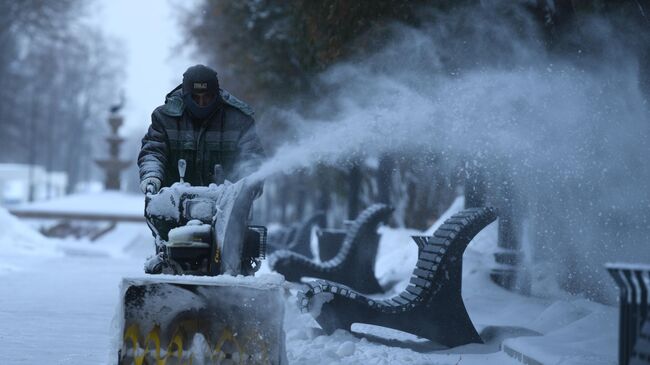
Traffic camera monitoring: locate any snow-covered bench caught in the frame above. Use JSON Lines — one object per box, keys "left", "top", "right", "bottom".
{"left": 269, "top": 204, "right": 392, "bottom": 295}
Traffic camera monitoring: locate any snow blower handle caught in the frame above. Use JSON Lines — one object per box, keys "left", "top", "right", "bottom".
{"left": 178, "top": 159, "right": 187, "bottom": 183}
{"left": 145, "top": 183, "right": 157, "bottom": 194}
{"left": 213, "top": 164, "right": 224, "bottom": 185}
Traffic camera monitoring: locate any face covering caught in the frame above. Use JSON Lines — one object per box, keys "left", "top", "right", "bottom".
{"left": 182, "top": 92, "right": 219, "bottom": 120}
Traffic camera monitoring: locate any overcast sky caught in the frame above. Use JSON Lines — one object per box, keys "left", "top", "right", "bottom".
{"left": 89, "top": 0, "right": 202, "bottom": 135}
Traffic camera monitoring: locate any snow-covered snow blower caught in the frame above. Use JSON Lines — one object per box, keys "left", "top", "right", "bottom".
{"left": 116, "top": 160, "right": 287, "bottom": 365}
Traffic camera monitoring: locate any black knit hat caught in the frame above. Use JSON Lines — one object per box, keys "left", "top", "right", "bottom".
{"left": 182, "top": 64, "right": 219, "bottom": 96}
{"left": 181, "top": 65, "right": 221, "bottom": 119}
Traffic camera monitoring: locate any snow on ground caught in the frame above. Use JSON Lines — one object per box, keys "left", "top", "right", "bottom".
{"left": 0, "top": 207, "right": 62, "bottom": 276}
{"left": 0, "top": 256, "right": 143, "bottom": 364}
{"left": 502, "top": 301, "right": 617, "bottom": 365}
{"left": 0, "top": 207, "right": 59, "bottom": 257}
{"left": 0, "top": 196, "right": 618, "bottom": 364}
{"left": 0, "top": 205, "right": 148, "bottom": 364}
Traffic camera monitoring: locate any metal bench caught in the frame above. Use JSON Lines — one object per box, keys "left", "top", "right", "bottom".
{"left": 267, "top": 211, "right": 324, "bottom": 256}
{"left": 317, "top": 228, "right": 347, "bottom": 262}
{"left": 269, "top": 204, "right": 392, "bottom": 294}
{"left": 298, "top": 207, "right": 497, "bottom": 348}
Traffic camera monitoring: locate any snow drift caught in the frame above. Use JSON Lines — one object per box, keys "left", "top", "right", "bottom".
{"left": 0, "top": 207, "right": 58, "bottom": 257}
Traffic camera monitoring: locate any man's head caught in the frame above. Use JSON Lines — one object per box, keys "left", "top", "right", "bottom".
{"left": 182, "top": 64, "right": 220, "bottom": 119}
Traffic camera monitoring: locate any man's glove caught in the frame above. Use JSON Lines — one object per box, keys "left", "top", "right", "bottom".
{"left": 139, "top": 177, "right": 161, "bottom": 194}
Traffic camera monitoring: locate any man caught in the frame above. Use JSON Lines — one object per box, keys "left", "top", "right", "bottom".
{"left": 138, "top": 64, "right": 265, "bottom": 193}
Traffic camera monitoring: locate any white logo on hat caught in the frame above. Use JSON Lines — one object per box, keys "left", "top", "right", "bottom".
{"left": 193, "top": 82, "right": 208, "bottom": 90}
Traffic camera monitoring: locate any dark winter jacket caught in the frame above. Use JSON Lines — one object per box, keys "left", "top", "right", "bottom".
{"left": 138, "top": 87, "right": 265, "bottom": 187}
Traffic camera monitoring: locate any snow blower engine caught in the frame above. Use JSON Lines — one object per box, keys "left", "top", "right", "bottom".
{"left": 143, "top": 159, "right": 267, "bottom": 276}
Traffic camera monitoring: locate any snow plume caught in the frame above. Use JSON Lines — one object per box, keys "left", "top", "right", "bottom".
{"left": 252, "top": 1, "right": 650, "bottom": 301}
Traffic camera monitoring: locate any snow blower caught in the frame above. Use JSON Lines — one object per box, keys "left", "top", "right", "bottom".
{"left": 116, "top": 160, "right": 287, "bottom": 365}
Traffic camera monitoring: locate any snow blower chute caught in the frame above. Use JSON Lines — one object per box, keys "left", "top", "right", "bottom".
{"left": 116, "top": 160, "right": 287, "bottom": 365}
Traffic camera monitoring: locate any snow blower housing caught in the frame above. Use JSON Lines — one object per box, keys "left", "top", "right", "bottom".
{"left": 144, "top": 160, "right": 266, "bottom": 276}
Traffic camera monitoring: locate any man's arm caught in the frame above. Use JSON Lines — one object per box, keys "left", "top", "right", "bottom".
{"left": 137, "top": 113, "right": 169, "bottom": 188}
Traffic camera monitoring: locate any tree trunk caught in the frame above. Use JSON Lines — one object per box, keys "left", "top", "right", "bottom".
{"left": 377, "top": 154, "right": 393, "bottom": 205}
{"left": 347, "top": 162, "right": 362, "bottom": 220}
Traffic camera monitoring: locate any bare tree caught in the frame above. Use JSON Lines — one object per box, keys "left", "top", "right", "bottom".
{"left": 0, "top": 1, "right": 124, "bottom": 195}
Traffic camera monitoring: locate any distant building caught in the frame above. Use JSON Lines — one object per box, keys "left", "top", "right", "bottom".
{"left": 0, "top": 164, "right": 68, "bottom": 206}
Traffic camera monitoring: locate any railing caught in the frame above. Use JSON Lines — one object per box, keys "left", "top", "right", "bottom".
{"left": 9, "top": 209, "right": 144, "bottom": 240}
{"left": 9, "top": 209, "right": 144, "bottom": 222}
{"left": 607, "top": 263, "right": 650, "bottom": 365}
